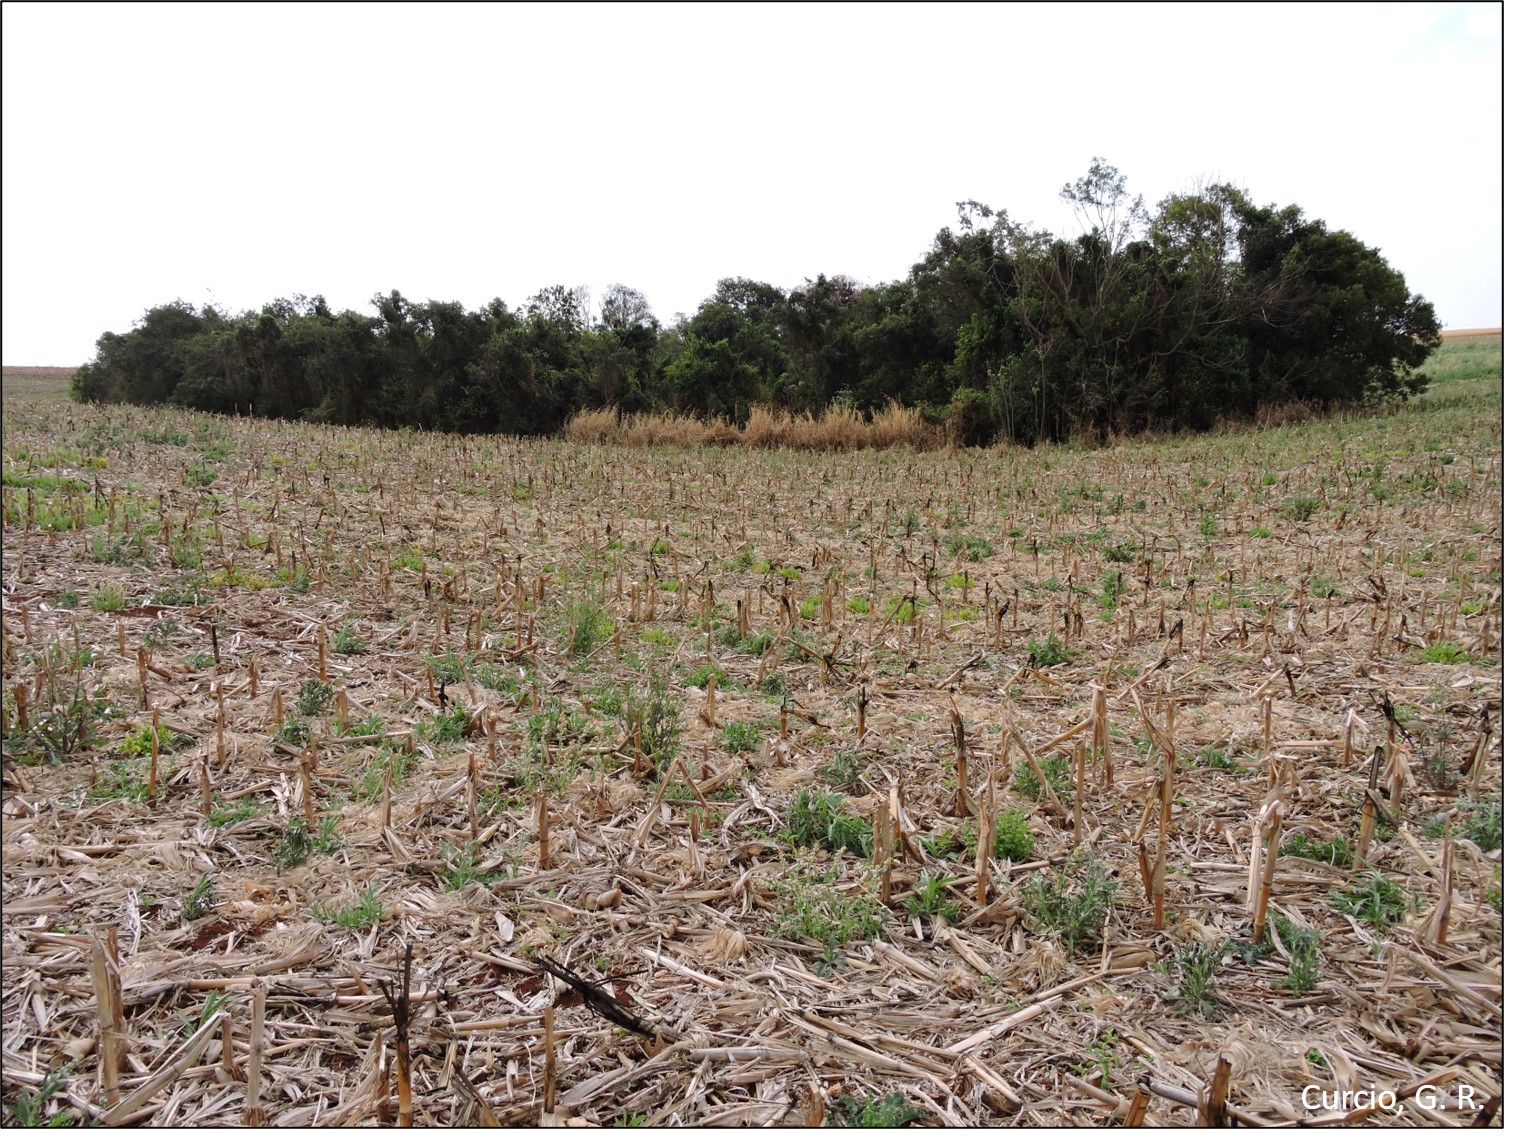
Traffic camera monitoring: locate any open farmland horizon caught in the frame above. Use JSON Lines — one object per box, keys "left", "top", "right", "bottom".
{"left": 0, "top": 338, "right": 1501, "bottom": 1126}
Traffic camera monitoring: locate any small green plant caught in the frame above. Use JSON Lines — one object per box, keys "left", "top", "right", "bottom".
{"left": 949, "top": 570, "right": 974, "bottom": 590}
{"left": 178, "top": 990, "right": 227, "bottom": 1038}
{"left": 1193, "top": 746, "right": 1243, "bottom": 774}
{"left": 344, "top": 713, "right": 386, "bottom": 738}
{"left": 1282, "top": 495, "right": 1319, "bottom": 522}
{"left": 356, "top": 748, "right": 411, "bottom": 802}
{"left": 143, "top": 615, "right": 179, "bottom": 649}
{"left": 91, "top": 583, "right": 127, "bottom": 612}
{"left": 720, "top": 721, "right": 762, "bottom": 754}
{"left": 611, "top": 1110, "right": 648, "bottom": 1127}
{"left": 1282, "top": 832, "right": 1352, "bottom": 868}
{"left": 182, "top": 873, "right": 216, "bottom": 920}
{"left": 1161, "top": 942, "right": 1225, "bottom": 1017}
{"left": 1309, "top": 574, "right": 1339, "bottom": 598}
{"left": 424, "top": 702, "right": 473, "bottom": 743}
{"left": 759, "top": 670, "right": 788, "bottom": 698}
{"left": 425, "top": 648, "right": 472, "bottom": 685}
{"left": 54, "top": 587, "right": 81, "bottom": 609}
{"left": 769, "top": 864, "right": 885, "bottom": 946}
{"left": 170, "top": 538, "right": 203, "bottom": 570}
{"left": 312, "top": 888, "right": 384, "bottom": 929}
{"left": 5, "top": 646, "right": 110, "bottom": 765}
{"left": 335, "top": 624, "right": 367, "bottom": 654}
{"left": 922, "top": 825, "right": 972, "bottom": 859}
{"left": 567, "top": 595, "right": 613, "bottom": 656}
{"left": 1199, "top": 513, "right": 1220, "bottom": 538}
{"left": 1026, "top": 634, "right": 1072, "bottom": 668}
{"left": 208, "top": 796, "right": 265, "bottom": 827}
{"left": 651, "top": 538, "right": 669, "bottom": 555}
{"left": 1306, "top": 1048, "right": 1328, "bottom": 1070}
{"left": 1101, "top": 539, "right": 1137, "bottom": 563}
{"left": 440, "top": 842, "right": 495, "bottom": 890}
{"left": 473, "top": 660, "right": 523, "bottom": 696}
{"left": 118, "top": 722, "right": 194, "bottom": 758}
{"left": 904, "top": 872, "right": 958, "bottom": 923}
{"left": 1462, "top": 798, "right": 1502, "bottom": 851}
{"left": 8, "top": 1066, "right": 73, "bottom": 1127}
{"left": 297, "top": 680, "right": 334, "bottom": 717}
{"left": 1021, "top": 852, "right": 1116, "bottom": 954}
{"left": 90, "top": 759, "right": 149, "bottom": 803}
{"left": 739, "top": 629, "right": 775, "bottom": 655}
{"left": 993, "top": 807, "right": 1035, "bottom": 860}
{"left": 785, "top": 787, "right": 871, "bottom": 856}
{"left": 274, "top": 716, "right": 312, "bottom": 745}
{"left": 820, "top": 747, "right": 864, "bottom": 791}
{"left": 1084, "top": 1028, "right": 1125, "bottom": 1090}
{"left": 845, "top": 596, "right": 870, "bottom": 615}
{"left": 683, "top": 664, "right": 732, "bottom": 690}
{"left": 1331, "top": 871, "right": 1408, "bottom": 930}
{"left": 1239, "top": 913, "right": 1322, "bottom": 996}
{"left": 948, "top": 535, "right": 994, "bottom": 562}
{"left": 315, "top": 815, "right": 344, "bottom": 854}
{"left": 617, "top": 674, "right": 681, "bottom": 773}
{"left": 154, "top": 574, "right": 211, "bottom": 611}
{"left": 1421, "top": 640, "right": 1469, "bottom": 665}
{"left": 835, "top": 1090, "right": 919, "bottom": 1128}
{"left": 274, "top": 820, "right": 315, "bottom": 871}
{"left": 1013, "top": 754, "right": 1071, "bottom": 799}
{"left": 1248, "top": 526, "right": 1272, "bottom": 539}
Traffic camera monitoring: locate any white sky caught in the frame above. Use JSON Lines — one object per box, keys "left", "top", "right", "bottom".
{"left": 1, "top": 1, "right": 1503, "bottom": 365}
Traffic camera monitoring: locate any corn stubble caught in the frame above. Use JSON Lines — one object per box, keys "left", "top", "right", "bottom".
{"left": 0, "top": 363, "right": 1503, "bottom": 1126}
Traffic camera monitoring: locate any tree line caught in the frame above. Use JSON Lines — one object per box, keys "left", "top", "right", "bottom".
{"left": 71, "top": 161, "right": 1440, "bottom": 445}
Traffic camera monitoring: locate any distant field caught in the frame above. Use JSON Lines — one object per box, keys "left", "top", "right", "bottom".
{"left": 1, "top": 366, "right": 72, "bottom": 400}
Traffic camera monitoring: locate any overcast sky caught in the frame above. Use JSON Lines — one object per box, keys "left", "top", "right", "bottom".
{"left": 1, "top": 2, "right": 1502, "bottom": 365}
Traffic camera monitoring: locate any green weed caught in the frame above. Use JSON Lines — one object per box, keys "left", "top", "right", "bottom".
{"left": 720, "top": 721, "right": 762, "bottom": 754}
{"left": 1331, "top": 872, "right": 1408, "bottom": 930}
{"left": 1021, "top": 853, "right": 1116, "bottom": 954}
{"left": 1026, "top": 634, "right": 1072, "bottom": 668}
{"left": 182, "top": 873, "right": 216, "bottom": 920}
{"left": 835, "top": 1091, "right": 919, "bottom": 1128}
{"left": 1161, "top": 942, "right": 1225, "bottom": 1017}
{"left": 312, "top": 888, "right": 384, "bottom": 929}
{"left": 785, "top": 787, "right": 871, "bottom": 856}
{"left": 994, "top": 807, "right": 1035, "bottom": 860}
{"left": 769, "top": 864, "right": 885, "bottom": 946}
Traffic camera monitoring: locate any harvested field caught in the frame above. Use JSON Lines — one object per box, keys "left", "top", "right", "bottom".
{"left": 0, "top": 362, "right": 1502, "bottom": 1126}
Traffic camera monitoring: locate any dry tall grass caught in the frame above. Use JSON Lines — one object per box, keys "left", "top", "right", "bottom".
{"left": 565, "top": 402, "right": 939, "bottom": 451}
